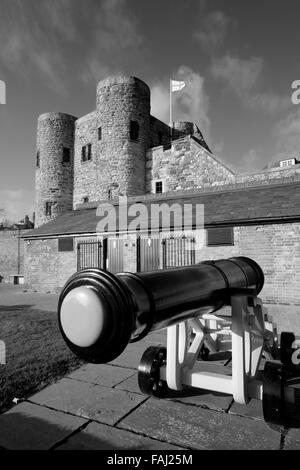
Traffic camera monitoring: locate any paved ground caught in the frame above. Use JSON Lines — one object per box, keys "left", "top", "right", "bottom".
{"left": 0, "top": 285, "right": 300, "bottom": 450}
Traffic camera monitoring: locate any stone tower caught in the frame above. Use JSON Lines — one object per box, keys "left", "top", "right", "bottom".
{"left": 73, "top": 75, "right": 151, "bottom": 206}
{"left": 35, "top": 112, "right": 77, "bottom": 227}
{"left": 96, "top": 75, "right": 151, "bottom": 198}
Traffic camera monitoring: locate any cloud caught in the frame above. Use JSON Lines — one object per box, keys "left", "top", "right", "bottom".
{"left": 94, "top": 0, "right": 142, "bottom": 51}
{"left": 80, "top": 60, "right": 112, "bottom": 85}
{"left": 273, "top": 108, "right": 300, "bottom": 156}
{"left": 151, "top": 66, "right": 211, "bottom": 141}
{"left": 237, "top": 149, "right": 264, "bottom": 173}
{"left": 0, "top": 0, "right": 75, "bottom": 94}
{"left": 211, "top": 54, "right": 290, "bottom": 113}
{"left": 194, "top": 11, "right": 231, "bottom": 54}
{"left": 150, "top": 85, "right": 170, "bottom": 123}
{"left": 0, "top": 189, "right": 34, "bottom": 223}
{"left": 246, "top": 93, "right": 290, "bottom": 113}
{"left": 42, "top": 0, "right": 78, "bottom": 42}
{"left": 80, "top": 0, "right": 143, "bottom": 83}
{"left": 0, "top": 0, "right": 143, "bottom": 92}
{"left": 211, "top": 54, "right": 263, "bottom": 93}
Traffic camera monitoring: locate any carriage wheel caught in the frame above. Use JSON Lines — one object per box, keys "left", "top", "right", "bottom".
{"left": 138, "top": 346, "right": 168, "bottom": 397}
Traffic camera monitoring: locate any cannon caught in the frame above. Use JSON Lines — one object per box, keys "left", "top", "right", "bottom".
{"left": 58, "top": 257, "right": 300, "bottom": 429}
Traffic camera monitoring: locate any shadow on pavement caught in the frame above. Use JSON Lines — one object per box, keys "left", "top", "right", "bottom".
{"left": 0, "top": 407, "right": 170, "bottom": 450}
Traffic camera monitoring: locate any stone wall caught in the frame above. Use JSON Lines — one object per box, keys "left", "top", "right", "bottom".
{"left": 73, "top": 111, "right": 98, "bottom": 207}
{"left": 73, "top": 76, "right": 151, "bottom": 207}
{"left": 146, "top": 136, "right": 235, "bottom": 193}
{"left": 150, "top": 116, "right": 172, "bottom": 148}
{"left": 236, "top": 164, "right": 300, "bottom": 184}
{"left": 35, "top": 112, "right": 77, "bottom": 227}
{"left": 0, "top": 229, "right": 28, "bottom": 282}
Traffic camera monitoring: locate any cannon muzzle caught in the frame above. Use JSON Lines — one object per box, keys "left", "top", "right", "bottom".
{"left": 58, "top": 257, "right": 264, "bottom": 363}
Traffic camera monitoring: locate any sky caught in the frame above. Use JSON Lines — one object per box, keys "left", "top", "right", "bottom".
{"left": 0, "top": 0, "right": 300, "bottom": 221}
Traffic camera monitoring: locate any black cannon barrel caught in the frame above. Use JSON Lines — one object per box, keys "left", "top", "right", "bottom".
{"left": 58, "top": 257, "right": 264, "bottom": 363}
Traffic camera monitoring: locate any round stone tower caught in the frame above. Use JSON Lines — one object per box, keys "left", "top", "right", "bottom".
{"left": 96, "top": 75, "right": 151, "bottom": 198}
{"left": 35, "top": 112, "right": 77, "bottom": 227}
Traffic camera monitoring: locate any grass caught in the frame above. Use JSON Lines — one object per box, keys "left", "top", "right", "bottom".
{"left": 0, "top": 304, "right": 83, "bottom": 413}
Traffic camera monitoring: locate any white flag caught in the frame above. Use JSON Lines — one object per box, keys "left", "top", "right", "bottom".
{"left": 171, "top": 79, "right": 186, "bottom": 92}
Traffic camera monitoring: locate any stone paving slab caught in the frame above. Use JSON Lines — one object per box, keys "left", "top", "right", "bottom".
{"left": 67, "top": 364, "right": 136, "bottom": 387}
{"left": 109, "top": 342, "right": 152, "bottom": 369}
{"left": 228, "top": 398, "right": 264, "bottom": 420}
{"left": 29, "top": 378, "right": 147, "bottom": 426}
{"left": 115, "top": 373, "right": 233, "bottom": 411}
{"left": 0, "top": 402, "right": 87, "bottom": 450}
{"left": 118, "top": 397, "right": 281, "bottom": 450}
{"left": 115, "top": 373, "right": 142, "bottom": 394}
{"left": 56, "top": 421, "right": 185, "bottom": 450}
{"left": 169, "top": 389, "right": 233, "bottom": 412}
{"left": 283, "top": 428, "right": 300, "bottom": 450}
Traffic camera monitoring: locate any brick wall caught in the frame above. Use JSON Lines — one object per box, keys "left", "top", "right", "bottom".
{"left": 23, "top": 222, "right": 300, "bottom": 309}
{"left": 24, "top": 237, "right": 76, "bottom": 293}
{"left": 0, "top": 229, "right": 28, "bottom": 282}
{"left": 194, "top": 223, "right": 300, "bottom": 306}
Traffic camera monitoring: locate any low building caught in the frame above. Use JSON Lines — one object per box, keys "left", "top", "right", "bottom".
{"left": 0, "top": 215, "right": 34, "bottom": 284}
{"left": 23, "top": 178, "right": 300, "bottom": 332}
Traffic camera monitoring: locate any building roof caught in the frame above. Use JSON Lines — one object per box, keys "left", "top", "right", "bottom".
{"left": 263, "top": 158, "right": 300, "bottom": 170}
{"left": 22, "top": 180, "right": 300, "bottom": 238}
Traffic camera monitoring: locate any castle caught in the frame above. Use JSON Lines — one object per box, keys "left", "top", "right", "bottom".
{"left": 17, "top": 75, "right": 300, "bottom": 332}
{"left": 34, "top": 75, "right": 231, "bottom": 227}
{"left": 35, "top": 75, "right": 300, "bottom": 228}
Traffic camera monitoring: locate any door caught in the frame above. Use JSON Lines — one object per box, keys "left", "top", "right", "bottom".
{"left": 107, "top": 238, "right": 124, "bottom": 273}
{"left": 137, "top": 237, "right": 160, "bottom": 272}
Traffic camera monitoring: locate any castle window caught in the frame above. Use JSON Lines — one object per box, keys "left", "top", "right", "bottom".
{"left": 206, "top": 227, "right": 234, "bottom": 246}
{"left": 45, "top": 202, "right": 52, "bottom": 216}
{"left": 81, "top": 144, "right": 92, "bottom": 162}
{"left": 130, "top": 120, "right": 139, "bottom": 141}
{"left": 58, "top": 237, "right": 74, "bottom": 252}
{"left": 63, "top": 147, "right": 71, "bottom": 163}
{"left": 36, "top": 151, "right": 40, "bottom": 168}
{"left": 155, "top": 181, "right": 163, "bottom": 194}
{"left": 83, "top": 196, "right": 89, "bottom": 203}
{"left": 98, "top": 127, "right": 102, "bottom": 140}
{"left": 87, "top": 143, "right": 92, "bottom": 160}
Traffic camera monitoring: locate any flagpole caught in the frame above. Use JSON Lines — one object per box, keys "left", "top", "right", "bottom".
{"left": 170, "top": 78, "right": 172, "bottom": 141}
